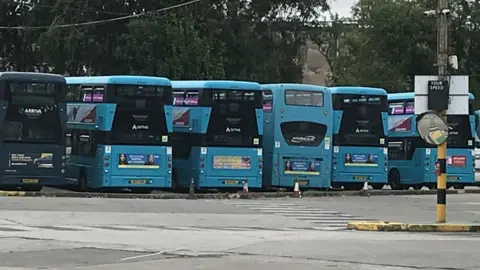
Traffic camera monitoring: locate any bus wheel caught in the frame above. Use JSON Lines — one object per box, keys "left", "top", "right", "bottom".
{"left": 388, "top": 170, "right": 402, "bottom": 190}
{"left": 453, "top": 184, "right": 465, "bottom": 190}
{"left": 371, "top": 184, "right": 384, "bottom": 190}
{"left": 78, "top": 171, "right": 88, "bottom": 192}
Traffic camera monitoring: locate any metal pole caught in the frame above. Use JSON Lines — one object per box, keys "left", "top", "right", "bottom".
{"left": 436, "top": 0, "right": 449, "bottom": 223}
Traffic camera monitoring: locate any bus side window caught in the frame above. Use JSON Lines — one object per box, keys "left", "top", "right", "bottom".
{"left": 405, "top": 139, "right": 421, "bottom": 160}
{"left": 388, "top": 140, "right": 405, "bottom": 160}
{"left": 76, "top": 133, "right": 96, "bottom": 157}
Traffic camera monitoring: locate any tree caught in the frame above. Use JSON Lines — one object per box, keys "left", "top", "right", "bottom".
{"left": 323, "top": 0, "right": 436, "bottom": 92}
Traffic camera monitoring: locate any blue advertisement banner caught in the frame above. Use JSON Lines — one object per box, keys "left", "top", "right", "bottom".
{"left": 118, "top": 153, "right": 160, "bottom": 169}
{"left": 9, "top": 152, "right": 54, "bottom": 169}
{"left": 213, "top": 156, "right": 251, "bottom": 169}
{"left": 284, "top": 159, "right": 321, "bottom": 175}
{"left": 344, "top": 153, "right": 378, "bottom": 167}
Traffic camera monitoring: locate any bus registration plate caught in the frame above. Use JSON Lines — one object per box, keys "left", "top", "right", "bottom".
{"left": 223, "top": 180, "right": 239, "bottom": 184}
{"left": 22, "top": 178, "right": 38, "bottom": 184}
{"left": 447, "top": 176, "right": 458, "bottom": 181}
{"left": 296, "top": 180, "right": 309, "bottom": 185}
{"left": 130, "top": 180, "right": 147, "bottom": 184}
{"left": 354, "top": 176, "right": 368, "bottom": 181}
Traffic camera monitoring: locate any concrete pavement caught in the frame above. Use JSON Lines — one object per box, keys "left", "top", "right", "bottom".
{"left": 0, "top": 196, "right": 479, "bottom": 269}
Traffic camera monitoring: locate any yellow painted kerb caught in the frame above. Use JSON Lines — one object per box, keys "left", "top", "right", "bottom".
{"left": 348, "top": 221, "right": 478, "bottom": 232}
{"left": 0, "top": 190, "right": 26, "bottom": 196}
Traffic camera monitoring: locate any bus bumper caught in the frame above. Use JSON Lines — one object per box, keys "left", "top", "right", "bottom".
{"left": 199, "top": 176, "right": 262, "bottom": 188}
{"left": 108, "top": 176, "right": 172, "bottom": 188}
{"left": 446, "top": 173, "right": 475, "bottom": 185}
{"left": 332, "top": 172, "right": 387, "bottom": 184}
{"left": 0, "top": 175, "right": 64, "bottom": 186}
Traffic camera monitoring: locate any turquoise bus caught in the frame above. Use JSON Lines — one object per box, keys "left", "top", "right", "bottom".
{"left": 171, "top": 80, "right": 263, "bottom": 189}
{"left": 261, "top": 84, "right": 332, "bottom": 189}
{"left": 65, "top": 76, "right": 173, "bottom": 193}
{"left": 0, "top": 72, "right": 67, "bottom": 191}
{"left": 387, "top": 92, "right": 476, "bottom": 190}
{"left": 329, "top": 87, "right": 389, "bottom": 190}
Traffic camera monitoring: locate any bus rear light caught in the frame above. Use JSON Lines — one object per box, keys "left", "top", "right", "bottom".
{"left": 105, "top": 156, "right": 110, "bottom": 160}
{"left": 259, "top": 164, "right": 262, "bottom": 169}
{"left": 259, "top": 157, "right": 262, "bottom": 162}
{"left": 62, "top": 163, "right": 65, "bottom": 167}
{"left": 168, "top": 163, "right": 172, "bottom": 168}
{"left": 104, "top": 162, "right": 109, "bottom": 167}
{"left": 61, "top": 156, "right": 66, "bottom": 160}
{"left": 61, "top": 169, "right": 65, "bottom": 174}
{"left": 200, "top": 163, "right": 204, "bottom": 168}
{"left": 168, "top": 156, "right": 172, "bottom": 161}
{"left": 200, "top": 157, "right": 205, "bottom": 161}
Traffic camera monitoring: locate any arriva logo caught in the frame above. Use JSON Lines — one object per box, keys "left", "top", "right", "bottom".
{"left": 225, "top": 127, "right": 241, "bottom": 132}
{"left": 19, "top": 108, "right": 43, "bottom": 116}
{"left": 132, "top": 124, "right": 148, "bottom": 130}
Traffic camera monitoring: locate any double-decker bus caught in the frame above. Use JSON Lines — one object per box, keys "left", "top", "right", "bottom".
{"left": 261, "top": 84, "right": 332, "bottom": 189}
{"left": 0, "top": 72, "right": 67, "bottom": 191}
{"left": 387, "top": 92, "right": 476, "bottom": 190}
{"left": 64, "top": 76, "right": 173, "bottom": 193}
{"left": 329, "top": 87, "right": 389, "bottom": 190}
{"left": 171, "top": 80, "right": 263, "bottom": 189}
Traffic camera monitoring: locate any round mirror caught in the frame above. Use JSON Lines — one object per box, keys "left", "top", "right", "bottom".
{"left": 416, "top": 111, "right": 449, "bottom": 145}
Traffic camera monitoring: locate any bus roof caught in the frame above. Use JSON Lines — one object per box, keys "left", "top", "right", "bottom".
{"left": 388, "top": 92, "right": 475, "bottom": 100}
{"left": 329, "top": 86, "right": 387, "bottom": 95}
{"left": 0, "top": 72, "right": 65, "bottom": 84}
{"left": 171, "top": 80, "right": 261, "bottom": 90}
{"left": 261, "top": 83, "right": 327, "bottom": 91}
{"left": 65, "top": 76, "right": 171, "bottom": 86}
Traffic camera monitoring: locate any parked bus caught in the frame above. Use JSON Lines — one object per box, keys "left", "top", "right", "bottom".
{"left": 329, "top": 87, "right": 389, "bottom": 190}
{"left": 171, "top": 80, "right": 263, "bottom": 189}
{"left": 0, "top": 72, "right": 67, "bottom": 191}
{"left": 64, "top": 76, "right": 173, "bottom": 192}
{"left": 387, "top": 92, "right": 476, "bottom": 190}
{"left": 261, "top": 84, "right": 332, "bottom": 189}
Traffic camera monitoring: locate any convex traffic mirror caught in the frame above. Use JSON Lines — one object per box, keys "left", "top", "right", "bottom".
{"left": 416, "top": 111, "right": 449, "bottom": 145}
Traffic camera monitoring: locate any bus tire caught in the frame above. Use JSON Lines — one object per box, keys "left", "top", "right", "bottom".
{"left": 388, "top": 170, "right": 402, "bottom": 190}
{"left": 78, "top": 170, "right": 88, "bottom": 192}
{"left": 453, "top": 184, "right": 465, "bottom": 190}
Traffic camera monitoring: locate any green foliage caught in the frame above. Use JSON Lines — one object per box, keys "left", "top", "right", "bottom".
{"left": 1, "top": 0, "right": 329, "bottom": 82}
{"left": 322, "top": 0, "right": 437, "bottom": 92}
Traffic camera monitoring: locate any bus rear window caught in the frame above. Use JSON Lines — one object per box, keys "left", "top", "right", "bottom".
{"left": 280, "top": 121, "right": 327, "bottom": 147}
{"left": 285, "top": 90, "right": 323, "bottom": 107}
{"left": 113, "top": 85, "right": 172, "bottom": 107}
{"left": 9, "top": 82, "right": 56, "bottom": 95}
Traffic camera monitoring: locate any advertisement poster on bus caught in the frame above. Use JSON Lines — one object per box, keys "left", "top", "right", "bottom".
{"left": 284, "top": 159, "right": 321, "bottom": 175}
{"left": 8, "top": 152, "right": 54, "bottom": 169}
{"left": 118, "top": 153, "right": 160, "bottom": 169}
{"left": 213, "top": 156, "right": 251, "bottom": 169}
{"left": 67, "top": 104, "right": 97, "bottom": 124}
{"left": 173, "top": 108, "right": 190, "bottom": 127}
{"left": 344, "top": 153, "right": 378, "bottom": 167}
{"left": 448, "top": 155, "right": 466, "bottom": 167}
{"left": 388, "top": 115, "right": 412, "bottom": 132}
